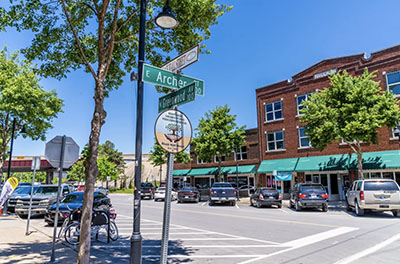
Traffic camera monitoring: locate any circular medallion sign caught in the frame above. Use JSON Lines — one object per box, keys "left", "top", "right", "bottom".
{"left": 155, "top": 109, "right": 192, "bottom": 153}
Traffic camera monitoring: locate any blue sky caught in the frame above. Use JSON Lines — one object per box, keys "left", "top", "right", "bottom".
{"left": 2, "top": 0, "right": 400, "bottom": 156}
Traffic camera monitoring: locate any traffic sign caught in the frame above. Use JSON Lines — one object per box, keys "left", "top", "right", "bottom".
{"left": 158, "top": 83, "right": 196, "bottom": 113}
{"left": 162, "top": 44, "right": 199, "bottom": 73}
{"left": 155, "top": 109, "right": 192, "bottom": 153}
{"left": 142, "top": 64, "right": 204, "bottom": 96}
{"left": 31, "top": 157, "right": 41, "bottom": 171}
{"left": 45, "top": 136, "right": 79, "bottom": 169}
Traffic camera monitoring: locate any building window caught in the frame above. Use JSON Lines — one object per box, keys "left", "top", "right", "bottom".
{"left": 266, "top": 130, "right": 285, "bottom": 151}
{"left": 197, "top": 157, "right": 206, "bottom": 164}
{"left": 235, "top": 146, "right": 248, "bottom": 161}
{"left": 297, "top": 93, "right": 313, "bottom": 116}
{"left": 298, "top": 127, "right": 311, "bottom": 148}
{"left": 387, "top": 71, "right": 400, "bottom": 96}
{"left": 214, "top": 155, "right": 226, "bottom": 163}
{"left": 392, "top": 128, "right": 400, "bottom": 139}
{"left": 265, "top": 100, "right": 283, "bottom": 122}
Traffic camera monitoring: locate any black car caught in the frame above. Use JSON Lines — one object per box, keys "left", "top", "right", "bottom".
{"left": 289, "top": 183, "right": 329, "bottom": 212}
{"left": 140, "top": 182, "right": 155, "bottom": 199}
{"left": 44, "top": 191, "right": 111, "bottom": 225}
{"left": 250, "top": 187, "right": 282, "bottom": 208}
{"left": 177, "top": 187, "right": 200, "bottom": 203}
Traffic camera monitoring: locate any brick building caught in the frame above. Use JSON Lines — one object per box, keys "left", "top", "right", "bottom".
{"left": 256, "top": 45, "right": 400, "bottom": 200}
{"left": 173, "top": 128, "right": 260, "bottom": 189}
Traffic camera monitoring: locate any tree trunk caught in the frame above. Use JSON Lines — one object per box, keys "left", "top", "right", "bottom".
{"left": 78, "top": 79, "right": 106, "bottom": 264}
{"left": 356, "top": 146, "right": 363, "bottom": 180}
{"left": 216, "top": 157, "right": 222, "bottom": 182}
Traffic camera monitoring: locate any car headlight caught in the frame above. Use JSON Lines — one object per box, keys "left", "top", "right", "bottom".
{"left": 40, "top": 199, "right": 50, "bottom": 206}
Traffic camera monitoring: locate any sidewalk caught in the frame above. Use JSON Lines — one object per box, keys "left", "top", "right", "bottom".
{"left": 0, "top": 215, "right": 77, "bottom": 264}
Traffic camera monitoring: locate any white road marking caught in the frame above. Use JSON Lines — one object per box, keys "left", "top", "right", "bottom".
{"left": 334, "top": 233, "right": 400, "bottom": 264}
{"left": 141, "top": 232, "right": 214, "bottom": 235}
{"left": 235, "top": 204, "right": 240, "bottom": 209}
{"left": 92, "top": 244, "right": 280, "bottom": 249}
{"left": 238, "top": 227, "right": 359, "bottom": 264}
{"left": 201, "top": 202, "right": 207, "bottom": 206}
{"left": 140, "top": 227, "right": 187, "bottom": 230}
{"left": 278, "top": 209, "right": 289, "bottom": 213}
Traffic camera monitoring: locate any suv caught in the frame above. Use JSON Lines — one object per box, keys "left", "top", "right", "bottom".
{"left": 14, "top": 184, "right": 73, "bottom": 217}
{"left": 346, "top": 179, "right": 400, "bottom": 217}
{"left": 140, "top": 182, "right": 155, "bottom": 199}
{"left": 289, "top": 183, "right": 329, "bottom": 212}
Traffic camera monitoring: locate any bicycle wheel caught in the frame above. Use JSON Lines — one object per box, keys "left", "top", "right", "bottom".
{"left": 58, "top": 218, "right": 68, "bottom": 238}
{"left": 64, "top": 222, "right": 80, "bottom": 246}
{"left": 107, "top": 221, "right": 119, "bottom": 241}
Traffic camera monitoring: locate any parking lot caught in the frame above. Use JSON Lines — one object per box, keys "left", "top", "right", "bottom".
{"left": 13, "top": 193, "right": 400, "bottom": 263}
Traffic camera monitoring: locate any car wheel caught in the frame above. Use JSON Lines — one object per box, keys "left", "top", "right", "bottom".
{"left": 355, "top": 201, "right": 364, "bottom": 216}
{"left": 277, "top": 203, "right": 282, "bottom": 209}
{"left": 177, "top": 199, "right": 180, "bottom": 203}
{"left": 256, "top": 201, "right": 262, "bottom": 208}
{"left": 392, "top": 210, "right": 398, "bottom": 217}
{"left": 231, "top": 201, "right": 236, "bottom": 206}
{"left": 196, "top": 198, "right": 200, "bottom": 203}
{"left": 288, "top": 200, "right": 293, "bottom": 209}
{"left": 154, "top": 199, "right": 158, "bottom": 202}
{"left": 209, "top": 201, "right": 214, "bottom": 206}
{"left": 322, "top": 204, "right": 328, "bottom": 212}
{"left": 346, "top": 199, "right": 352, "bottom": 212}
{"left": 295, "top": 201, "right": 302, "bottom": 211}
{"left": 250, "top": 199, "right": 253, "bottom": 207}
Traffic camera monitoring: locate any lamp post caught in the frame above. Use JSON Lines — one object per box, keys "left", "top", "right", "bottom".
{"left": 1, "top": 118, "right": 26, "bottom": 216}
{"left": 234, "top": 145, "right": 240, "bottom": 201}
{"left": 130, "top": 1, "right": 178, "bottom": 263}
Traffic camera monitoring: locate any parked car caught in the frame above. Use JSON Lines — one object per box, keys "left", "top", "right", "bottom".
{"left": 95, "top": 186, "right": 109, "bottom": 195}
{"left": 289, "top": 183, "right": 329, "bottom": 212}
{"left": 76, "top": 185, "right": 85, "bottom": 191}
{"left": 346, "top": 179, "right": 400, "bottom": 217}
{"left": 239, "top": 185, "right": 256, "bottom": 197}
{"left": 45, "top": 191, "right": 111, "bottom": 225}
{"left": 209, "top": 182, "right": 237, "bottom": 206}
{"left": 177, "top": 187, "right": 200, "bottom": 203}
{"left": 7, "top": 185, "right": 39, "bottom": 213}
{"left": 250, "top": 187, "right": 282, "bottom": 208}
{"left": 154, "top": 187, "right": 177, "bottom": 202}
{"left": 14, "top": 184, "right": 74, "bottom": 217}
{"left": 140, "top": 182, "right": 155, "bottom": 199}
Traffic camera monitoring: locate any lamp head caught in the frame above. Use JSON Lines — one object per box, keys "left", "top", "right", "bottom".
{"left": 155, "top": 0, "right": 178, "bottom": 29}
{"left": 19, "top": 125, "right": 27, "bottom": 136}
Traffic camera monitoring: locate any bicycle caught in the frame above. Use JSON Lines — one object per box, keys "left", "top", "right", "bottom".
{"left": 62, "top": 208, "right": 118, "bottom": 246}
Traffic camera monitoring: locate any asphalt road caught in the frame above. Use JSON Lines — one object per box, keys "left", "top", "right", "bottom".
{"left": 26, "top": 193, "right": 400, "bottom": 263}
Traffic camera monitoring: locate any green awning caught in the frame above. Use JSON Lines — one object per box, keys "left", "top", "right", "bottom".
{"left": 221, "top": 165, "right": 256, "bottom": 175}
{"left": 173, "top": 169, "right": 191, "bottom": 176}
{"left": 349, "top": 150, "right": 400, "bottom": 170}
{"left": 295, "top": 154, "right": 351, "bottom": 172}
{"left": 187, "top": 167, "right": 219, "bottom": 176}
{"left": 257, "top": 158, "right": 299, "bottom": 173}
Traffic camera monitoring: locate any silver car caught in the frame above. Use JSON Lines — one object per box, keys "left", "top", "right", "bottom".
{"left": 346, "top": 179, "right": 400, "bottom": 217}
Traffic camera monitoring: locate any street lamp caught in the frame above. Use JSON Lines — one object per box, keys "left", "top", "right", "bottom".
{"left": 130, "top": 1, "right": 178, "bottom": 263}
{"left": 234, "top": 145, "right": 240, "bottom": 201}
{"left": 1, "top": 118, "right": 26, "bottom": 216}
{"left": 394, "top": 120, "right": 400, "bottom": 143}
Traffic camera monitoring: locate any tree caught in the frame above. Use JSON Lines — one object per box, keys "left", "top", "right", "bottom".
{"left": 68, "top": 159, "right": 86, "bottom": 182}
{"left": 300, "top": 69, "right": 400, "bottom": 179}
{"left": 149, "top": 139, "right": 191, "bottom": 186}
{"left": 1, "top": 1, "right": 231, "bottom": 261}
{"left": 191, "top": 105, "right": 245, "bottom": 182}
{"left": 0, "top": 48, "right": 63, "bottom": 180}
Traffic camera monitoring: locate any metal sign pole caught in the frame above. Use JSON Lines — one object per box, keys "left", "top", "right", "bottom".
{"left": 49, "top": 135, "right": 66, "bottom": 263}
{"left": 160, "top": 153, "right": 174, "bottom": 264}
{"left": 26, "top": 157, "right": 40, "bottom": 235}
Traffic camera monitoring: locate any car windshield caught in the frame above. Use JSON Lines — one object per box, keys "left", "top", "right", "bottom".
{"left": 212, "top": 183, "right": 232, "bottom": 188}
{"left": 364, "top": 181, "right": 399, "bottom": 191}
{"left": 262, "top": 189, "right": 278, "bottom": 195}
{"left": 62, "top": 193, "right": 84, "bottom": 203}
{"left": 158, "top": 188, "right": 166, "bottom": 191}
{"left": 34, "top": 186, "right": 59, "bottom": 195}
{"left": 14, "top": 186, "right": 36, "bottom": 194}
{"left": 301, "top": 185, "right": 325, "bottom": 191}
{"left": 141, "top": 183, "right": 153, "bottom": 187}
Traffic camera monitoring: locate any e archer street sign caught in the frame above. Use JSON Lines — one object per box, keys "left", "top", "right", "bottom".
{"left": 142, "top": 64, "right": 204, "bottom": 96}
{"left": 158, "top": 83, "right": 196, "bottom": 113}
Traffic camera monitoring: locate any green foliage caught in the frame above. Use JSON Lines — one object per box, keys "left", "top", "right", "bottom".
{"left": 12, "top": 171, "right": 46, "bottom": 184}
{"left": 191, "top": 105, "right": 245, "bottom": 180}
{"left": 68, "top": 159, "right": 86, "bottom": 182}
{"left": 0, "top": 48, "right": 63, "bottom": 171}
{"left": 149, "top": 139, "right": 192, "bottom": 166}
{"left": 300, "top": 69, "right": 400, "bottom": 178}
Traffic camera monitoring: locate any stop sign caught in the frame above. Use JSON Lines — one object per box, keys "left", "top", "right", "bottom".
{"left": 45, "top": 136, "right": 79, "bottom": 169}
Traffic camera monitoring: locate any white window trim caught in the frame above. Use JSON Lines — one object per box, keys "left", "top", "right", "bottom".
{"left": 265, "top": 99, "right": 283, "bottom": 122}
{"left": 386, "top": 71, "right": 400, "bottom": 97}
{"left": 214, "top": 155, "right": 226, "bottom": 163}
{"left": 296, "top": 92, "right": 314, "bottom": 116}
{"left": 266, "top": 130, "right": 285, "bottom": 152}
{"left": 197, "top": 157, "right": 206, "bottom": 164}
{"left": 298, "top": 127, "right": 311, "bottom": 148}
{"left": 390, "top": 128, "right": 400, "bottom": 140}
{"left": 234, "top": 146, "right": 248, "bottom": 161}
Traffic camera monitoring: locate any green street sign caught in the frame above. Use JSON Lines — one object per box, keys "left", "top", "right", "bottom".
{"left": 158, "top": 83, "right": 196, "bottom": 113}
{"left": 142, "top": 64, "right": 204, "bottom": 96}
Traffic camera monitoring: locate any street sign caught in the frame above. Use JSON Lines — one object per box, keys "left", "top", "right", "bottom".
{"left": 142, "top": 64, "right": 204, "bottom": 96}
{"left": 161, "top": 44, "right": 200, "bottom": 73}
{"left": 31, "top": 157, "right": 41, "bottom": 171}
{"left": 158, "top": 83, "right": 196, "bottom": 113}
{"left": 45, "top": 136, "right": 79, "bottom": 169}
{"left": 155, "top": 109, "right": 192, "bottom": 154}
